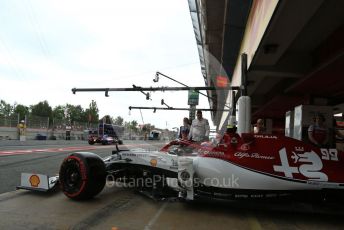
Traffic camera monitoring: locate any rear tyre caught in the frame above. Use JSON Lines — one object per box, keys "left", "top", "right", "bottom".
{"left": 88, "top": 140, "right": 95, "bottom": 145}
{"left": 59, "top": 152, "right": 106, "bottom": 200}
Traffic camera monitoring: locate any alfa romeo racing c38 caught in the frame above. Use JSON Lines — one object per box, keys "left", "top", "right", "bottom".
{"left": 19, "top": 96, "right": 344, "bottom": 202}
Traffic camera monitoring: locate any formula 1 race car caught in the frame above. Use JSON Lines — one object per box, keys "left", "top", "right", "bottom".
{"left": 88, "top": 134, "right": 123, "bottom": 145}
{"left": 19, "top": 133, "right": 344, "bottom": 201}
{"left": 18, "top": 96, "right": 344, "bottom": 202}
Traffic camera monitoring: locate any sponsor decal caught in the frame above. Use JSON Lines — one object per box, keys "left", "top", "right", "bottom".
{"left": 294, "top": 147, "right": 304, "bottom": 152}
{"left": 198, "top": 149, "right": 225, "bottom": 156}
{"left": 254, "top": 135, "right": 277, "bottom": 139}
{"left": 265, "top": 194, "right": 277, "bottom": 198}
{"left": 250, "top": 194, "right": 264, "bottom": 198}
{"left": 170, "top": 158, "right": 178, "bottom": 169}
{"left": 234, "top": 152, "right": 275, "bottom": 160}
{"left": 307, "top": 181, "right": 321, "bottom": 186}
{"left": 235, "top": 194, "right": 248, "bottom": 198}
{"left": 240, "top": 144, "right": 250, "bottom": 151}
{"left": 29, "top": 175, "right": 40, "bottom": 187}
{"left": 150, "top": 159, "right": 157, "bottom": 167}
{"left": 273, "top": 148, "right": 328, "bottom": 181}
{"left": 230, "top": 137, "right": 238, "bottom": 144}
{"left": 121, "top": 153, "right": 148, "bottom": 158}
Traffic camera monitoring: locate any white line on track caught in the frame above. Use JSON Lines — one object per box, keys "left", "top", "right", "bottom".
{"left": 0, "top": 143, "right": 164, "bottom": 157}
{"left": 144, "top": 202, "right": 168, "bottom": 230}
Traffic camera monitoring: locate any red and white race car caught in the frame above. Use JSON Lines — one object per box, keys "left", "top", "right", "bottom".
{"left": 19, "top": 133, "right": 344, "bottom": 201}
{"left": 18, "top": 96, "right": 344, "bottom": 201}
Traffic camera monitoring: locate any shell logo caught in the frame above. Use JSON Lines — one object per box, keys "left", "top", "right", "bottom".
{"left": 150, "top": 159, "right": 157, "bottom": 167}
{"left": 29, "top": 175, "right": 40, "bottom": 187}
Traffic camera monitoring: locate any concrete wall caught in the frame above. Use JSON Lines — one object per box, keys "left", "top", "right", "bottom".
{"left": 0, "top": 127, "right": 17, "bottom": 140}
{"left": 0, "top": 127, "right": 86, "bottom": 140}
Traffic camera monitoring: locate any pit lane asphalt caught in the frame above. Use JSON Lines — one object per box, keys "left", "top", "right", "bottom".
{"left": 0, "top": 140, "right": 165, "bottom": 194}
{"left": 1, "top": 140, "right": 344, "bottom": 229}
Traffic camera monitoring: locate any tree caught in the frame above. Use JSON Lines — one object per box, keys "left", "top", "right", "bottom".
{"left": 30, "top": 101, "right": 52, "bottom": 118}
{"left": 113, "top": 116, "right": 124, "bottom": 126}
{"left": 52, "top": 105, "right": 66, "bottom": 121}
{"left": 129, "top": 120, "right": 138, "bottom": 133}
{"left": 0, "top": 100, "right": 14, "bottom": 117}
{"left": 66, "top": 104, "right": 85, "bottom": 124}
{"left": 142, "top": 124, "right": 151, "bottom": 133}
{"left": 85, "top": 100, "right": 99, "bottom": 123}
{"left": 14, "top": 104, "right": 29, "bottom": 120}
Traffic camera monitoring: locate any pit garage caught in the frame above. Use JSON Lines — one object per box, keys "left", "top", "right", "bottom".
{"left": 190, "top": 0, "right": 344, "bottom": 148}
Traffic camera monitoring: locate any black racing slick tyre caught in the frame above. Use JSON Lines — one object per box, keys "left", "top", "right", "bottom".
{"left": 59, "top": 152, "right": 106, "bottom": 200}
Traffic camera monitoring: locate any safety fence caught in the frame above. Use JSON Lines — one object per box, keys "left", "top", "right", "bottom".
{"left": 0, "top": 115, "right": 177, "bottom": 141}
{"left": 0, "top": 114, "right": 99, "bottom": 130}
{"left": 26, "top": 115, "right": 49, "bottom": 129}
{"left": 0, "top": 114, "right": 99, "bottom": 140}
{"left": 0, "top": 114, "right": 19, "bottom": 128}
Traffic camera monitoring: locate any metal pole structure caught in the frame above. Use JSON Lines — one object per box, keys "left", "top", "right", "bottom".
{"left": 133, "top": 85, "right": 151, "bottom": 100}
{"left": 47, "top": 117, "right": 49, "bottom": 138}
{"left": 241, "top": 53, "right": 248, "bottom": 96}
{"left": 17, "top": 113, "right": 20, "bottom": 140}
{"left": 129, "top": 106, "right": 230, "bottom": 112}
{"left": 161, "top": 99, "right": 171, "bottom": 108}
{"left": 189, "top": 105, "right": 196, "bottom": 121}
{"left": 156, "top": 72, "right": 233, "bottom": 109}
{"left": 232, "top": 90, "right": 236, "bottom": 116}
{"left": 103, "top": 118, "right": 105, "bottom": 137}
{"left": 72, "top": 86, "right": 239, "bottom": 95}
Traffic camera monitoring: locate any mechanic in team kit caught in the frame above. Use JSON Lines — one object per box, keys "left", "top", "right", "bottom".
{"left": 308, "top": 113, "right": 329, "bottom": 148}
{"left": 188, "top": 110, "right": 210, "bottom": 142}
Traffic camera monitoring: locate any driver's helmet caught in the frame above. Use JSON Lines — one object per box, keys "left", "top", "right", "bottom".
{"left": 226, "top": 124, "right": 237, "bottom": 134}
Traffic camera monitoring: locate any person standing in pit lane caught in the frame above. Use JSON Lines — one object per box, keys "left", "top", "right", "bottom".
{"left": 254, "top": 118, "right": 266, "bottom": 134}
{"left": 179, "top": 117, "right": 191, "bottom": 140}
{"left": 188, "top": 110, "right": 210, "bottom": 142}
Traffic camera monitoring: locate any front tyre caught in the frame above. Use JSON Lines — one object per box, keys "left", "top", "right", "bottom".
{"left": 59, "top": 152, "right": 106, "bottom": 200}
